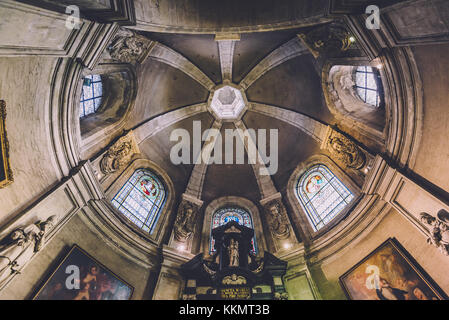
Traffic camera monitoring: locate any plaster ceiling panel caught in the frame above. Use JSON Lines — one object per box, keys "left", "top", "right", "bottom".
{"left": 201, "top": 123, "right": 261, "bottom": 206}
{"left": 233, "top": 28, "right": 305, "bottom": 83}
{"left": 138, "top": 112, "right": 215, "bottom": 198}
{"left": 126, "top": 59, "right": 209, "bottom": 129}
{"left": 143, "top": 32, "right": 222, "bottom": 84}
{"left": 243, "top": 110, "right": 321, "bottom": 195}
{"left": 246, "top": 55, "right": 334, "bottom": 124}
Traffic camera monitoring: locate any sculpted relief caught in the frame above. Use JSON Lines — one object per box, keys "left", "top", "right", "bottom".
{"left": 298, "top": 23, "right": 352, "bottom": 59}
{"left": 322, "top": 127, "right": 366, "bottom": 170}
{"left": 173, "top": 201, "right": 199, "bottom": 243}
{"left": 264, "top": 200, "right": 290, "bottom": 240}
{"left": 100, "top": 131, "right": 140, "bottom": 175}
{"left": 107, "top": 28, "right": 153, "bottom": 64}
{"left": 0, "top": 216, "right": 57, "bottom": 287}
{"left": 420, "top": 210, "right": 449, "bottom": 256}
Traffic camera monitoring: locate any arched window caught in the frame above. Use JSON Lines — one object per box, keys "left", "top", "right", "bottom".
{"left": 111, "top": 168, "right": 167, "bottom": 234}
{"left": 79, "top": 74, "right": 103, "bottom": 118}
{"left": 295, "top": 164, "right": 354, "bottom": 232}
{"left": 210, "top": 207, "right": 257, "bottom": 255}
{"left": 355, "top": 66, "right": 382, "bottom": 107}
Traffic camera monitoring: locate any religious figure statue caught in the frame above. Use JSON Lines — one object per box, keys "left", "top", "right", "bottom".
{"left": 0, "top": 215, "right": 57, "bottom": 287}
{"left": 228, "top": 238, "right": 239, "bottom": 267}
{"left": 173, "top": 202, "right": 197, "bottom": 242}
{"left": 107, "top": 28, "right": 153, "bottom": 64}
{"left": 325, "top": 131, "right": 365, "bottom": 170}
{"left": 265, "top": 201, "right": 290, "bottom": 240}
{"left": 420, "top": 210, "right": 449, "bottom": 255}
{"left": 100, "top": 132, "right": 139, "bottom": 175}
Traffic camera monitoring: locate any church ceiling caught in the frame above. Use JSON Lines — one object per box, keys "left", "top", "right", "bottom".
{"left": 233, "top": 28, "right": 310, "bottom": 83}
{"left": 128, "top": 26, "right": 334, "bottom": 209}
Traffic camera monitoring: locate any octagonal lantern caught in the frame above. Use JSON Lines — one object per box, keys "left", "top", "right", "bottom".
{"left": 209, "top": 85, "right": 246, "bottom": 120}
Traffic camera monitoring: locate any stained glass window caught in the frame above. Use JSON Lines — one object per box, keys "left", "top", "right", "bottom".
{"left": 80, "top": 74, "right": 103, "bottom": 118}
{"left": 210, "top": 207, "right": 257, "bottom": 255}
{"left": 295, "top": 164, "right": 354, "bottom": 232}
{"left": 112, "top": 169, "right": 167, "bottom": 234}
{"left": 355, "top": 66, "right": 382, "bottom": 107}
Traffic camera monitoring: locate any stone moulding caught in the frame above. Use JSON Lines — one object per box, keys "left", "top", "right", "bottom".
{"left": 0, "top": 100, "right": 13, "bottom": 189}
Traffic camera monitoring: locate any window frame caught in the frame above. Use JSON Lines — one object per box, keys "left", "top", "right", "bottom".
{"left": 104, "top": 158, "right": 175, "bottom": 245}
{"left": 111, "top": 168, "right": 167, "bottom": 235}
{"left": 295, "top": 164, "right": 354, "bottom": 232}
{"left": 287, "top": 156, "right": 361, "bottom": 240}
{"left": 353, "top": 66, "right": 385, "bottom": 108}
{"left": 79, "top": 74, "right": 103, "bottom": 118}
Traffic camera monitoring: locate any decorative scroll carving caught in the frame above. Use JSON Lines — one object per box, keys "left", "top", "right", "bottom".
{"left": 173, "top": 201, "right": 199, "bottom": 243}
{"left": 298, "top": 23, "right": 352, "bottom": 58}
{"left": 274, "top": 291, "right": 289, "bottom": 300}
{"left": 107, "top": 28, "right": 153, "bottom": 64}
{"left": 222, "top": 274, "right": 246, "bottom": 285}
{"left": 0, "top": 100, "right": 13, "bottom": 189}
{"left": 321, "top": 127, "right": 366, "bottom": 170}
{"left": 420, "top": 210, "right": 449, "bottom": 256}
{"left": 100, "top": 131, "right": 139, "bottom": 175}
{"left": 0, "top": 215, "right": 57, "bottom": 286}
{"left": 264, "top": 200, "right": 291, "bottom": 240}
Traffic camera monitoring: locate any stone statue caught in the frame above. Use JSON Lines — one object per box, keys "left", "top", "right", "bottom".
{"left": 228, "top": 239, "right": 239, "bottom": 267}
{"left": 325, "top": 131, "right": 365, "bottom": 170}
{"left": 420, "top": 210, "right": 449, "bottom": 255}
{"left": 265, "top": 201, "right": 290, "bottom": 240}
{"left": 100, "top": 132, "right": 139, "bottom": 175}
{"left": 173, "top": 202, "right": 197, "bottom": 243}
{"left": 0, "top": 215, "right": 57, "bottom": 287}
{"left": 107, "top": 28, "right": 153, "bottom": 64}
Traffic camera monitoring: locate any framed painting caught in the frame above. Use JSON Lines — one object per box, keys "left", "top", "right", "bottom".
{"left": 34, "top": 245, "right": 133, "bottom": 300}
{"left": 0, "top": 100, "right": 13, "bottom": 188}
{"left": 340, "top": 238, "right": 447, "bottom": 300}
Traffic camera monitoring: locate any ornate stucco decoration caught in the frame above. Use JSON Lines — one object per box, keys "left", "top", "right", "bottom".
{"left": 263, "top": 199, "right": 291, "bottom": 240}
{"left": 0, "top": 215, "right": 57, "bottom": 287}
{"left": 0, "top": 100, "right": 13, "bottom": 189}
{"left": 298, "top": 23, "right": 352, "bottom": 58}
{"left": 100, "top": 130, "right": 140, "bottom": 175}
{"left": 274, "top": 291, "right": 289, "bottom": 300}
{"left": 173, "top": 200, "right": 200, "bottom": 243}
{"left": 420, "top": 210, "right": 449, "bottom": 256}
{"left": 107, "top": 28, "right": 154, "bottom": 64}
{"left": 321, "top": 126, "right": 366, "bottom": 170}
{"left": 222, "top": 274, "right": 247, "bottom": 285}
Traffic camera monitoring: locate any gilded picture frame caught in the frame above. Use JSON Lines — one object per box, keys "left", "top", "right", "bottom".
{"left": 33, "top": 245, "right": 134, "bottom": 300}
{"left": 339, "top": 238, "right": 447, "bottom": 300}
{"left": 0, "top": 100, "right": 13, "bottom": 188}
